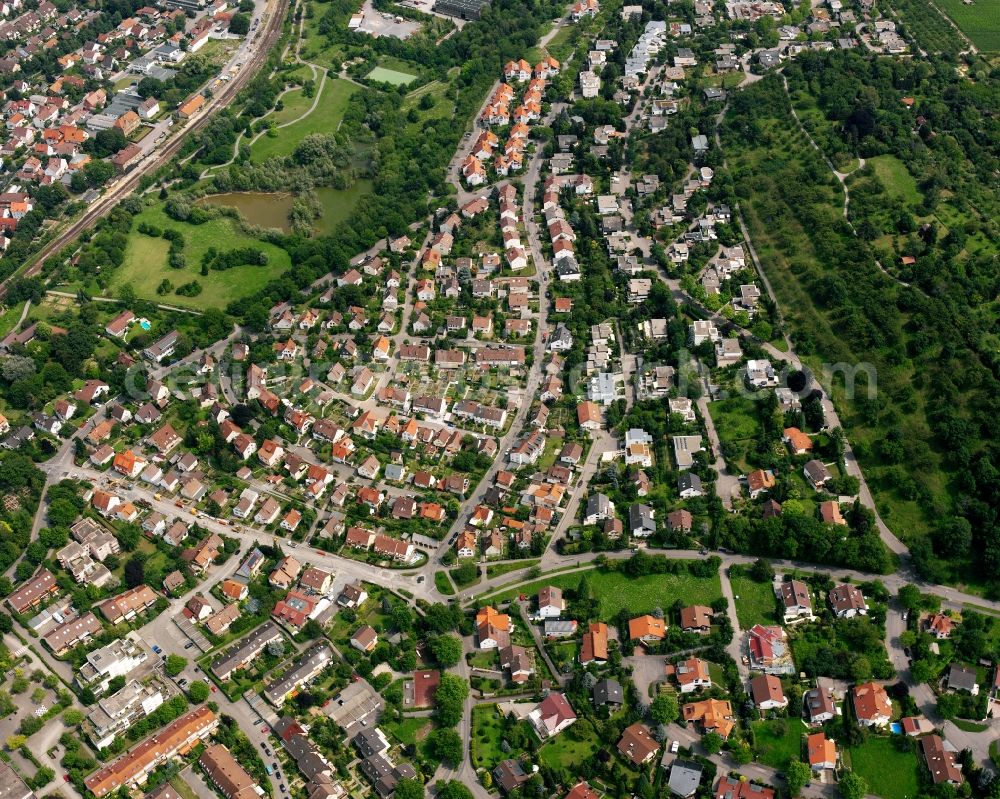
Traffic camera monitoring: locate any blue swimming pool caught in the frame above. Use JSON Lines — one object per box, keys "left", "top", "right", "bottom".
{"left": 889, "top": 722, "right": 903, "bottom": 734}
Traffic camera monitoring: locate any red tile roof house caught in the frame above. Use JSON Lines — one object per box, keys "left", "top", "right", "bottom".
{"left": 749, "top": 674, "right": 788, "bottom": 710}
{"left": 852, "top": 682, "right": 892, "bottom": 727}
{"left": 403, "top": 669, "right": 440, "bottom": 708}
{"left": 528, "top": 692, "right": 576, "bottom": 739}
{"left": 350, "top": 624, "right": 378, "bottom": 653}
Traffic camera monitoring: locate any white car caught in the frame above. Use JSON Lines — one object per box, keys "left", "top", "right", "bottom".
{"left": 670, "top": 740, "right": 679, "bottom": 754}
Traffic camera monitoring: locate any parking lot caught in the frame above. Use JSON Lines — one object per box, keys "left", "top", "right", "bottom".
{"left": 355, "top": 0, "right": 421, "bottom": 39}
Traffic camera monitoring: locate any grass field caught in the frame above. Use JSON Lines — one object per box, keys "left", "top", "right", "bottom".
{"left": 384, "top": 716, "right": 429, "bottom": 745}
{"left": 470, "top": 705, "right": 506, "bottom": 769}
{"left": 114, "top": 201, "right": 291, "bottom": 309}
{"left": 269, "top": 86, "right": 317, "bottom": 126}
{"left": 366, "top": 66, "right": 418, "bottom": 85}
{"left": 866, "top": 155, "right": 921, "bottom": 205}
{"left": 934, "top": 0, "right": 1000, "bottom": 50}
{"left": 0, "top": 301, "right": 26, "bottom": 339}
{"left": 434, "top": 571, "right": 455, "bottom": 596}
{"left": 539, "top": 719, "right": 601, "bottom": 768}
{"left": 846, "top": 737, "right": 921, "bottom": 799}
{"left": 729, "top": 572, "right": 778, "bottom": 628}
{"left": 484, "top": 566, "right": 723, "bottom": 619}
{"left": 250, "top": 79, "right": 360, "bottom": 163}
{"left": 752, "top": 718, "right": 806, "bottom": 770}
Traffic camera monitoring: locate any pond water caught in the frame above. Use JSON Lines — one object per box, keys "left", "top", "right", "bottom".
{"left": 196, "top": 192, "right": 295, "bottom": 232}
{"left": 196, "top": 180, "right": 372, "bottom": 236}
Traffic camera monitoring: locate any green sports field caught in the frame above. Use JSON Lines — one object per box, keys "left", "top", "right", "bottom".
{"left": 365, "top": 66, "right": 418, "bottom": 85}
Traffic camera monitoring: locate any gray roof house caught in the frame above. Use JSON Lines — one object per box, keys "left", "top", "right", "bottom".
{"left": 629, "top": 503, "right": 656, "bottom": 537}
{"left": 593, "top": 678, "right": 624, "bottom": 707}
{"left": 667, "top": 760, "right": 703, "bottom": 797}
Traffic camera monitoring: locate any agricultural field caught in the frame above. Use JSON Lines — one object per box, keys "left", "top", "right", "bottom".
{"left": 113, "top": 201, "right": 291, "bottom": 309}
{"left": 890, "top": 0, "right": 967, "bottom": 53}
{"left": 250, "top": 79, "right": 361, "bottom": 163}
{"left": 933, "top": 0, "right": 1000, "bottom": 51}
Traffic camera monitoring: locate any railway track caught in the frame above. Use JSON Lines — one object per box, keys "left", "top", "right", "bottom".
{"left": 0, "top": 0, "right": 289, "bottom": 302}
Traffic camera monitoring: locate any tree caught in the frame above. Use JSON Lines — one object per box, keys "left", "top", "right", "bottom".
{"left": 427, "top": 728, "right": 463, "bottom": 767}
{"left": 702, "top": 732, "right": 723, "bottom": 754}
{"left": 188, "top": 681, "right": 210, "bottom": 702}
{"left": 123, "top": 555, "right": 146, "bottom": 588}
{"left": 649, "top": 694, "right": 678, "bottom": 725}
{"left": 393, "top": 778, "right": 423, "bottom": 799}
{"left": 434, "top": 673, "right": 468, "bottom": 728}
{"left": 229, "top": 12, "right": 251, "bottom": 34}
{"left": 731, "top": 741, "right": 752, "bottom": 764}
{"left": 165, "top": 655, "right": 187, "bottom": 677}
{"left": 786, "top": 760, "right": 811, "bottom": 796}
{"left": 62, "top": 709, "right": 83, "bottom": 726}
{"left": 839, "top": 771, "right": 868, "bottom": 799}
{"left": 5, "top": 735, "right": 25, "bottom": 750}
{"left": 429, "top": 634, "right": 463, "bottom": 668}
{"left": 897, "top": 584, "right": 923, "bottom": 612}
{"left": 436, "top": 782, "right": 474, "bottom": 799}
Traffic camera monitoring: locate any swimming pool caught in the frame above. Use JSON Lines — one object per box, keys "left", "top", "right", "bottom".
{"left": 139, "top": 318, "right": 151, "bottom": 331}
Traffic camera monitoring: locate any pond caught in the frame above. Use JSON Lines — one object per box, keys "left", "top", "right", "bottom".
{"left": 196, "top": 192, "right": 295, "bottom": 232}
{"left": 196, "top": 181, "right": 372, "bottom": 235}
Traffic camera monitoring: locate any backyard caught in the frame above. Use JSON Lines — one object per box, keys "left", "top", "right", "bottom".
{"left": 845, "top": 736, "right": 921, "bottom": 799}
{"left": 470, "top": 704, "right": 506, "bottom": 770}
{"left": 752, "top": 717, "right": 806, "bottom": 770}
{"left": 729, "top": 571, "right": 778, "bottom": 628}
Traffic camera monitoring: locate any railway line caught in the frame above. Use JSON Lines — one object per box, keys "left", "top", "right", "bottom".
{"left": 0, "top": 0, "right": 289, "bottom": 301}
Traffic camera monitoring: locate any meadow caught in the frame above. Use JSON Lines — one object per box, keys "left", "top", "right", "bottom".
{"left": 112, "top": 201, "right": 291, "bottom": 309}
{"left": 250, "top": 78, "right": 360, "bottom": 163}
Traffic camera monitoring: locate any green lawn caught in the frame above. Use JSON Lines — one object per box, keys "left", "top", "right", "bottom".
{"left": 866, "top": 155, "right": 921, "bottom": 206}
{"left": 483, "top": 566, "right": 723, "bottom": 620}
{"left": 846, "top": 737, "right": 922, "bottom": 799}
{"left": 113, "top": 201, "right": 291, "bottom": 309}
{"left": 250, "top": 79, "right": 360, "bottom": 163}
{"left": 934, "top": 0, "right": 1000, "bottom": 50}
{"left": 729, "top": 573, "right": 778, "bottom": 628}
{"left": 270, "top": 86, "right": 317, "bottom": 126}
{"left": 539, "top": 718, "right": 601, "bottom": 768}
{"left": 470, "top": 705, "right": 506, "bottom": 769}
{"left": 752, "top": 717, "right": 805, "bottom": 770}
{"left": 709, "top": 397, "right": 761, "bottom": 441}
{"left": 384, "top": 716, "right": 429, "bottom": 745}
{"left": 434, "top": 571, "right": 455, "bottom": 596}
{"left": 0, "top": 301, "right": 27, "bottom": 339}
{"left": 366, "top": 66, "right": 418, "bottom": 86}
{"left": 486, "top": 560, "right": 539, "bottom": 579}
